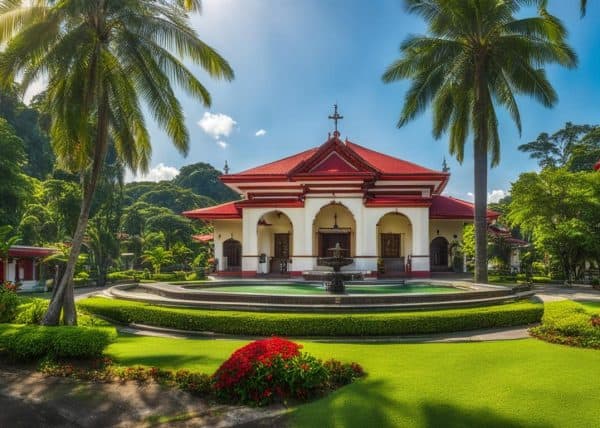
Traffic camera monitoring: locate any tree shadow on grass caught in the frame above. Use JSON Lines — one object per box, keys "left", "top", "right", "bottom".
{"left": 419, "top": 402, "right": 551, "bottom": 428}
{"left": 289, "top": 379, "right": 551, "bottom": 428}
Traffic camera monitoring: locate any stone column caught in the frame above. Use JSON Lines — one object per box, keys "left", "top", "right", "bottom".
{"left": 410, "top": 207, "right": 431, "bottom": 277}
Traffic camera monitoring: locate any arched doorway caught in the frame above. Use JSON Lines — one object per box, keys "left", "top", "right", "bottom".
{"left": 222, "top": 239, "right": 242, "bottom": 271}
{"left": 376, "top": 212, "right": 412, "bottom": 274}
{"left": 257, "top": 211, "right": 293, "bottom": 274}
{"left": 313, "top": 203, "right": 356, "bottom": 262}
{"left": 430, "top": 236, "right": 449, "bottom": 271}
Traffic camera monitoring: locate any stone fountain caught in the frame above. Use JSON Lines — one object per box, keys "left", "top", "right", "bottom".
{"left": 318, "top": 242, "right": 354, "bottom": 293}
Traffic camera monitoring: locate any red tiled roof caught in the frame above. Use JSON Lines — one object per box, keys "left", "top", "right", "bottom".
{"left": 233, "top": 147, "right": 319, "bottom": 176}
{"left": 594, "top": 159, "right": 600, "bottom": 171}
{"left": 345, "top": 142, "right": 444, "bottom": 176}
{"left": 192, "top": 234, "right": 213, "bottom": 243}
{"left": 182, "top": 201, "right": 242, "bottom": 220}
{"left": 430, "top": 196, "right": 500, "bottom": 220}
{"left": 223, "top": 138, "right": 446, "bottom": 180}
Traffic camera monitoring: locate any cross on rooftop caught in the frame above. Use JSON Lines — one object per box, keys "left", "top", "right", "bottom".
{"left": 328, "top": 104, "right": 344, "bottom": 136}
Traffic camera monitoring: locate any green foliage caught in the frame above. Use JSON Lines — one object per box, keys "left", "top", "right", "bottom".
{"left": 0, "top": 88, "right": 54, "bottom": 179}
{"left": 78, "top": 298, "right": 543, "bottom": 336}
{"left": 0, "top": 283, "right": 19, "bottom": 323}
{"left": 530, "top": 301, "right": 600, "bottom": 348}
{"left": 142, "top": 247, "right": 174, "bottom": 274}
{"left": 173, "top": 162, "right": 239, "bottom": 203}
{"left": 0, "top": 324, "right": 116, "bottom": 360}
{"left": 14, "top": 298, "right": 48, "bottom": 325}
{"left": 145, "top": 213, "right": 195, "bottom": 249}
{"left": 135, "top": 182, "right": 214, "bottom": 213}
{"left": 508, "top": 168, "right": 600, "bottom": 281}
{"left": 518, "top": 122, "right": 600, "bottom": 172}
{"left": 0, "top": 118, "right": 31, "bottom": 227}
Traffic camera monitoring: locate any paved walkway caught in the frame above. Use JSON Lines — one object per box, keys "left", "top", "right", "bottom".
{"left": 118, "top": 323, "right": 535, "bottom": 343}
{"left": 0, "top": 365, "right": 288, "bottom": 428}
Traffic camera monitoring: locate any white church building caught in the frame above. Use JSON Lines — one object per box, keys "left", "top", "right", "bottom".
{"left": 184, "top": 125, "right": 498, "bottom": 278}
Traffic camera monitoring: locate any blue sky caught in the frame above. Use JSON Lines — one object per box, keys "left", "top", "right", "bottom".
{"left": 133, "top": 0, "right": 600, "bottom": 202}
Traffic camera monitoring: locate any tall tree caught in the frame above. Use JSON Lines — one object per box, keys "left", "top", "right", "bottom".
{"left": 382, "top": 0, "right": 576, "bottom": 282}
{"left": 0, "top": 0, "right": 233, "bottom": 325}
{"left": 518, "top": 122, "right": 594, "bottom": 169}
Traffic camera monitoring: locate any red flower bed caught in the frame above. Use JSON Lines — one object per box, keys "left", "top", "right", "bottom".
{"left": 213, "top": 337, "right": 301, "bottom": 390}
{"left": 212, "top": 337, "right": 365, "bottom": 406}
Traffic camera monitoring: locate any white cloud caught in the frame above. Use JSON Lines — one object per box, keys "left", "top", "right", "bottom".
{"left": 464, "top": 190, "right": 508, "bottom": 203}
{"left": 488, "top": 189, "right": 509, "bottom": 203}
{"left": 125, "top": 163, "right": 180, "bottom": 183}
{"left": 197, "top": 112, "right": 236, "bottom": 139}
{"left": 255, "top": 129, "right": 267, "bottom": 137}
{"left": 216, "top": 140, "right": 228, "bottom": 149}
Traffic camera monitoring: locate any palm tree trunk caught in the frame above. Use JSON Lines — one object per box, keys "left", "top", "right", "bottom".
{"left": 473, "top": 136, "right": 488, "bottom": 283}
{"left": 42, "top": 88, "right": 110, "bottom": 326}
{"left": 473, "top": 59, "right": 489, "bottom": 284}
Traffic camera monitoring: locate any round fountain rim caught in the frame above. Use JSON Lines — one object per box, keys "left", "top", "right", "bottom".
{"left": 106, "top": 279, "right": 534, "bottom": 312}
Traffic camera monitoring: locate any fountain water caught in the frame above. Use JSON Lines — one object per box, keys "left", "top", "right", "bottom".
{"left": 318, "top": 243, "right": 354, "bottom": 293}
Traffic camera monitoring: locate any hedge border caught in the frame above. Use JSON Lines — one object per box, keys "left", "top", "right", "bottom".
{"left": 77, "top": 297, "right": 543, "bottom": 337}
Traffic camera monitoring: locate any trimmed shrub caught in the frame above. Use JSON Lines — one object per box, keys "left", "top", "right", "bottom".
{"left": 0, "top": 324, "right": 116, "bottom": 360}
{"left": 14, "top": 298, "right": 48, "bottom": 324}
{"left": 77, "top": 297, "right": 543, "bottom": 336}
{"left": 530, "top": 301, "right": 600, "bottom": 348}
{"left": 213, "top": 338, "right": 332, "bottom": 405}
{"left": 151, "top": 273, "right": 178, "bottom": 281}
{"left": 0, "top": 281, "right": 19, "bottom": 323}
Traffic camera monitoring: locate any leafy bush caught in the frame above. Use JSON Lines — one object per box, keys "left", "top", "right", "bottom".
{"left": 74, "top": 271, "right": 90, "bottom": 286}
{"left": 323, "top": 359, "right": 365, "bottom": 387}
{"left": 530, "top": 301, "right": 600, "bottom": 349}
{"left": 107, "top": 270, "right": 140, "bottom": 282}
{"left": 213, "top": 338, "right": 330, "bottom": 405}
{"left": 0, "top": 324, "right": 116, "bottom": 360}
{"left": 78, "top": 297, "right": 543, "bottom": 336}
{"left": 14, "top": 298, "right": 48, "bottom": 324}
{"left": 0, "top": 281, "right": 19, "bottom": 323}
{"left": 151, "top": 273, "right": 178, "bottom": 281}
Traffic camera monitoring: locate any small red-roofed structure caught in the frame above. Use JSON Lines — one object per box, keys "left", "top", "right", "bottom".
{"left": 1, "top": 245, "right": 55, "bottom": 291}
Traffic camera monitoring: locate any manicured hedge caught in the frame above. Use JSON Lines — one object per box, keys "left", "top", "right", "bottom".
{"left": 77, "top": 297, "right": 543, "bottom": 336}
{"left": 530, "top": 300, "right": 600, "bottom": 349}
{"left": 0, "top": 324, "right": 116, "bottom": 360}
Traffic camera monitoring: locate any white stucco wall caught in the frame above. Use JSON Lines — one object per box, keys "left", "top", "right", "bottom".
{"left": 211, "top": 196, "right": 436, "bottom": 274}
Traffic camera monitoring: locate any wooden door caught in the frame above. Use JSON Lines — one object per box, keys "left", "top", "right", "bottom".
{"left": 274, "top": 234, "right": 290, "bottom": 259}
{"left": 380, "top": 233, "right": 401, "bottom": 258}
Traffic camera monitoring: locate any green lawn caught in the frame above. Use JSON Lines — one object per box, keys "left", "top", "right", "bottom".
{"left": 578, "top": 301, "right": 600, "bottom": 313}
{"left": 106, "top": 336, "right": 600, "bottom": 428}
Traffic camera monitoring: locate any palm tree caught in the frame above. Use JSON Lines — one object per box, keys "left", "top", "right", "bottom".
{"left": 143, "top": 246, "right": 174, "bottom": 275}
{"left": 382, "top": 0, "right": 576, "bottom": 282}
{"left": 0, "top": 0, "right": 233, "bottom": 325}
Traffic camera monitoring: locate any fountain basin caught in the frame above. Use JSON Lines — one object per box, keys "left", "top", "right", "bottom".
{"left": 106, "top": 280, "right": 535, "bottom": 313}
